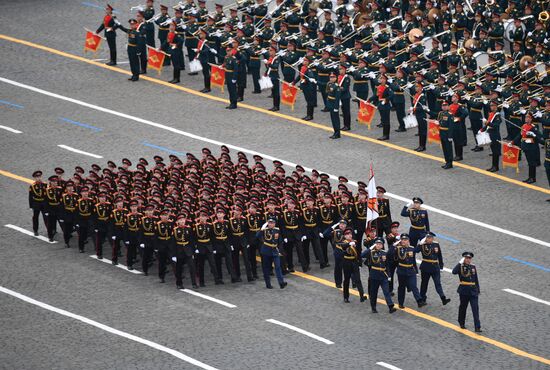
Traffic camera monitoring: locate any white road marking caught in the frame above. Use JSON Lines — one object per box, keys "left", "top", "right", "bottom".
{"left": 179, "top": 288, "right": 237, "bottom": 308}
{"left": 376, "top": 362, "right": 403, "bottom": 370}
{"left": 265, "top": 319, "right": 334, "bottom": 345}
{"left": 502, "top": 289, "right": 550, "bottom": 306}
{"left": 5, "top": 224, "right": 57, "bottom": 243}
{"left": 0, "top": 124, "right": 22, "bottom": 133}
{"left": 89, "top": 255, "right": 142, "bottom": 275}
{"left": 57, "top": 144, "right": 103, "bottom": 158}
{"left": 0, "top": 285, "right": 219, "bottom": 370}
{"left": 1, "top": 77, "right": 549, "bottom": 249}
{"left": 415, "top": 259, "right": 452, "bottom": 273}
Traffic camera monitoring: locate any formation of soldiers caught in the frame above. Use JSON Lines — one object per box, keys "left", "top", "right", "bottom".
{"left": 93, "top": 0, "right": 550, "bottom": 187}
{"left": 28, "top": 146, "right": 482, "bottom": 330}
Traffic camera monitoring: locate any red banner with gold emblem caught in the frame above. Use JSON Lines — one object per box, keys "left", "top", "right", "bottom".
{"left": 358, "top": 100, "right": 376, "bottom": 129}
{"left": 281, "top": 82, "right": 298, "bottom": 111}
{"left": 427, "top": 119, "right": 440, "bottom": 144}
{"left": 84, "top": 30, "right": 103, "bottom": 53}
{"left": 502, "top": 142, "right": 520, "bottom": 173}
{"left": 147, "top": 46, "right": 167, "bottom": 75}
{"left": 210, "top": 64, "right": 225, "bottom": 92}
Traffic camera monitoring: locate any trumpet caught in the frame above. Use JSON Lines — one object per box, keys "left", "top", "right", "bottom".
{"left": 130, "top": 4, "right": 145, "bottom": 11}
{"left": 145, "top": 13, "right": 163, "bottom": 23}
{"left": 457, "top": 47, "right": 466, "bottom": 56}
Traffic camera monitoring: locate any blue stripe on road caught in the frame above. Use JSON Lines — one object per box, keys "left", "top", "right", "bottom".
{"left": 81, "top": 2, "right": 119, "bottom": 13}
{"left": 503, "top": 256, "right": 550, "bottom": 272}
{"left": 59, "top": 117, "right": 102, "bottom": 132}
{"left": 0, "top": 99, "right": 24, "bottom": 109}
{"left": 403, "top": 224, "right": 460, "bottom": 244}
{"left": 142, "top": 141, "right": 186, "bottom": 155}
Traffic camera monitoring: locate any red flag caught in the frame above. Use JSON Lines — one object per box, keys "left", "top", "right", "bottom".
{"left": 210, "top": 64, "right": 225, "bottom": 92}
{"left": 358, "top": 100, "right": 376, "bottom": 129}
{"left": 502, "top": 142, "right": 520, "bottom": 173}
{"left": 427, "top": 119, "right": 440, "bottom": 144}
{"left": 281, "top": 82, "right": 298, "bottom": 111}
{"left": 147, "top": 47, "right": 166, "bottom": 74}
{"left": 84, "top": 31, "right": 102, "bottom": 53}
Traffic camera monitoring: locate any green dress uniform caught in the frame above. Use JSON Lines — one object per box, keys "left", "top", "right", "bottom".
{"left": 96, "top": 13, "right": 118, "bottom": 65}
{"left": 143, "top": 5, "right": 156, "bottom": 47}
{"left": 118, "top": 24, "right": 142, "bottom": 80}
{"left": 29, "top": 179, "right": 47, "bottom": 235}
{"left": 438, "top": 109, "right": 455, "bottom": 167}
{"left": 155, "top": 14, "right": 172, "bottom": 66}
{"left": 224, "top": 52, "right": 239, "bottom": 108}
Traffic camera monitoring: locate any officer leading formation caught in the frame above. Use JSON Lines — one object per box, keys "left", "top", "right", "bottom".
{"left": 92, "top": 0, "right": 550, "bottom": 188}
{"left": 29, "top": 145, "right": 482, "bottom": 331}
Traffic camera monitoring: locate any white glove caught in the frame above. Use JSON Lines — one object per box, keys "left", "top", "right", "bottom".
{"left": 428, "top": 83, "right": 435, "bottom": 90}
{"left": 350, "top": 241, "right": 356, "bottom": 246}
{"left": 387, "top": 77, "right": 393, "bottom": 83}
{"left": 406, "top": 82, "right": 413, "bottom": 89}
{"left": 448, "top": 138, "right": 453, "bottom": 142}
{"left": 261, "top": 222, "right": 269, "bottom": 230}
{"left": 263, "top": 59, "right": 269, "bottom": 64}
{"left": 420, "top": 68, "right": 427, "bottom": 75}
{"left": 44, "top": 213, "right": 49, "bottom": 216}
{"left": 459, "top": 257, "right": 465, "bottom": 264}
{"left": 368, "top": 71, "right": 376, "bottom": 79}
{"left": 402, "top": 62, "right": 408, "bottom": 68}
{"left": 112, "top": 236, "right": 116, "bottom": 240}
{"left": 326, "top": 46, "right": 333, "bottom": 52}
{"left": 448, "top": 88, "right": 454, "bottom": 96}
{"left": 94, "top": 229, "right": 98, "bottom": 233}
{"left": 464, "top": 95, "right": 471, "bottom": 101}
{"left": 333, "top": 109, "right": 338, "bottom": 112}
{"left": 182, "top": 25, "right": 187, "bottom": 30}
{"left": 331, "top": 223, "right": 339, "bottom": 230}
{"left": 482, "top": 118, "right": 487, "bottom": 123}
{"left": 406, "top": 201, "right": 413, "bottom": 207}
{"left": 125, "top": 241, "right": 130, "bottom": 245}
{"left": 482, "top": 99, "right": 488, "bottom": 105}
{"left": 527, "top": 31, "right": 533, "bottom": 37}
{"left": 231, "top": 79, "right": 236, "bottom": 83}
{"left": 75, "top": 224, "right": 79, "bottom": 228}
{"left": 114, "top": 19, "right": 121, "bottom": 26}
{"left": 139, "top": 243, "right": 145, "bottom": 248}
{"left": 527, "top": 131, "right": 536, "bottom": 137}
{"left": 195, "top": 249, "right": 199, "bottom": 254}
{"left": 237, "top": 22, "right": 243, "bottom": 29}
{"left": 211, "top": 49, "right": 218, "bottom": 55}
{"left": 172, "top": 257, "right": 177, "bottom": 262}
{"left": 59, "top": 219, "right": 64, "bottom": 223}
{"left": 520, "top": 109, "right": 526, "bottom": 115}
{"left": 408, "top": 107, "right": 413, "bottom": 113}
{"left": 378, "top": 58, "right": 385, "bottom": 64}
{"left": 348, "top": 66, "right": 356, "bottom": 72}
{"left": 502, "top": 102, "right": 509, "bottom": 109}
{"left": 284, "top": 238, "right": 288, "bottom": 243}
{"left": 319, "top": 233, "right": 324, "bottom": 238}
{"left": 346, "top": 50, "right": 353, "bottom": 56}
{"left": 308, "top": 77, "right": 317, "bottom": 83}
{"left": 495, "top": 85, "right": 502, "bottom": 92}
{"left": 534, "top": 111, "right": 543, "bottom": 118}
{"left": 507, "top": 142, "right": 513, "bottom": 147}
{"left": 301, "top": 236, "right": 307, "bottom": 241}
{"left": 386, "top": 8, "right": 390, "bottom": 12}
{"left": 213, "top": 250, "right": 217, "bottom": 254}
{"left": 193, "top": 48, "right": 198, "bottom": 52}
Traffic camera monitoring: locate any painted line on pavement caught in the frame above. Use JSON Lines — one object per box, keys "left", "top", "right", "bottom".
{"left": 57, "top": 144, "right": 103, "bottom": 159}
{"left": 89, "top": 255, "right": 142, "bottom": 275}
{"left": 376, "top": 362, "right": 403, "bottom": 370}
{"left": 0, "top": 170, "right": 33, "bottom": 184}
{"left": 59, "top": 117, "right": 102, "bottom": 132}
{"left": 415, "top": 259, "right": 452, "bottom": 273}
{"left": 289, "top": 270, "right": 550, "bottom": 366}
{"left": 502, "top": 289, "right": 550, "bottom": 306}
{"left": 179, "top": 288, "right": 237, "bottom": 308}
{"left": 0, "top": 34, "right": 548, "bottom": 195}
{"left": 0, "top": 77, "right": 548, "bottom": 249}
{"left": 503, "top": 256, "right": 550, "bottom": 272}
{"left": 142, "top": 141, "right": 186, "bottom": 156}
{"left": 0, "top": 125, "right": 22, "bottom": 134}
{"left": 265, "top": 319, "right": 334, "bottom": 345}
{"left": 0, "top": 285, "right": 218, "bottom": 370}
{"left": 5, "top": 224, "right": 57, "bottom": 243}
{"left": 0, "top": 99, "right": 24, "bottom": 109}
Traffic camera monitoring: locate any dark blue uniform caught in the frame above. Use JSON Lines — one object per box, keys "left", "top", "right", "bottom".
{"left": 452, "top": 262, "right": 481, "bottom": 330}
{"left": 257, "top": 227, "right": 286, "bottom": 288}
{"left": 395, "top": 244, "right": 423, "bottom": 307}
{"left": 417, "top": 241, "right": 449, "bottom": 304}
{"left": 400, "top": 206, "right": 430, "bottom": 246}
{"left": 366, "top": 248, "right": 395, "bottom": 312}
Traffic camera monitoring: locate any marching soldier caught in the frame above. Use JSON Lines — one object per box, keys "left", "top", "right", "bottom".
{"left": 110, "top": 197, "right": 127, "bottom": 265}
{"left": 93, "top": 192, "right": 113, "bottom": 259}
{"left": 301, "top": 196, "right": 327, "bottom": 269}
{"left": 229, "top": 204, "right": 254, "bottom": 282}
{"left": 395, "top": 233, "right": 426, "bottom": 309}
{"left": 45, "top": 175, "right": 63, "bottom": 242}
{"left": 172, "top": 214, "right": 198, "bottom": 289}
{"left": 417, "top": 232, "right": 451, "bottom": 305}
{"left": 61, "top": 181, "right": 79, "bottom": 247}
{"left": 400, "top": 197, "right": 430, "bottom": 247}
{"left": 155, "top": 209, "right": 173, "bottom": 283}
{"left": 76, "top": 186, "right": 95, "bottom": 253}
{"left": 246, "top": 203, "right": 262, "bottom": 279}
{"left": 29, "top": 170, "right": 47, "bottom": 236}
{"left": 213, "top": 209, "right": 238, "bottom": 283}
{"left": 366, "top": 238, "right": 397, "bottom": 313}
{"left": 96, "top": 4, "right": 118, "bottom": 66}
{"left": 195, "top": 210, "right": 221, "bottom": 286}
{"left": 258, "top": 218, "right": 287, "bottom": 289}
{"left": 375, "top": 186, "right": 392, "bottom": 236}
{"left": 341, "top": 229, "right": 366, "bottom": 303}
{"left": 281, "top": 199, "right": 307, "bottom": 272}
{"left": 452, "top": 251, "right": 482, "bottom": 332}
{"left": 124, "top": 200, "right": 142, "bottom": 270}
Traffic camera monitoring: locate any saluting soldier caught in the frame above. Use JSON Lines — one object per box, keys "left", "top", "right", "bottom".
{"left": 417, "top": 232, "right": 451, "bottom": 305}
{"left": 395, "top": 233, "right": 426, "bottom": 309}
{"left": 258, "top": 218, "right": 287, "bottom": 289}
{"left": 96, "top": 4, "right": 118, "bottom": 66}
{"left": 400, "top": 197, "right": 430, "bottom": 247}
{"left": 29, "top": 170, "right": 47, "bottom": 236}
{"left": 366, "top": 238, "right": 397, "bottom": 313}
{"left": 452, "top": 251, "right": 482, "bottom": 332}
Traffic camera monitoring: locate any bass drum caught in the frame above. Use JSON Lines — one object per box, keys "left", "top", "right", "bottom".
{"left": 503, "top": 19, "right": 526, "bottom": 42}
{"left": 473, "top": 51, "right": 489, "bottom": 73}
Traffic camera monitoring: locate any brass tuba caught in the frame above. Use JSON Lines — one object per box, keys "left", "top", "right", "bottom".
{"left": 539, "top": 11, "right": 549, "bottom": 24}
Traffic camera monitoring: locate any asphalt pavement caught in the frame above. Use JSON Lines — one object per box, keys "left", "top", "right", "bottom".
{"left": 0, "top": 1, "right": 549, "bottom": 370}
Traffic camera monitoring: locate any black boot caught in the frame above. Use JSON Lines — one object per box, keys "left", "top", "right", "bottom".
{"left": 487, "top": 155, "right": 500, "bottom": 172}
{"left": 441, "top": 296, "right": 451, "bottom": 305}
{"left": 524, "top": 166, "right": 536, "bottom": 183}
